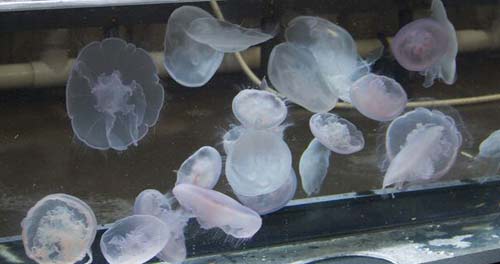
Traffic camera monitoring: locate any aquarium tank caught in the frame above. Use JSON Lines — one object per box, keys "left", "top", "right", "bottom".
{"left": 0, "top": 0, "right": 499, "bottom": 263}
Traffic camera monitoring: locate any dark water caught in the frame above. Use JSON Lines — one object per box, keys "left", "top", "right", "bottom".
{"left": 0, "top": 51, "right": 499, "bottom": 237}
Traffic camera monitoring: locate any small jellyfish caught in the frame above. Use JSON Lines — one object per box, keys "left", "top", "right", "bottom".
{"left": 225, "top": 129, "right": 292, "bottom": 196}
{"left": 21, "top": 194, "right": 97, "bottom": 264}
{"left": 173, "top": 183, "right": 262, "bottom": 238}
{"left": 222, "top": 125, "right": 244, "bottom": 155}
{"left": 100, "top": 215, "right": 170, "bottom": 264}
{"left": 391, "top": 0, "right": 457, "bottom": 87}
{"left": 235, "top": 168, "right": 297, "bottom": 215}
{"left": 476, "top": 130, "right": 500, "bottom": 176}
{"left": 350, "top": 73, "right": 408, "bottom": 121}
{"left": 164, "top": 6, "right": 224, "bottom": 87}
{"left": 383, "top": 107, "right": 462, "bottom": 188}
{"left": 186, "top": 17, "right": 274, "bottom": 53}
{"left": 232, "top": 89, "right": 287, "bottom": 129}
{"left": 299, "top": 138, "right": 331, "bottom": 196}
{"left": 309, "top": 113, "right": 365, "bottom": 154}
{"left": 268, "top": 42, "right": 338, "bottom": 113}
{"left": 176, "top": 146, "right": 222, "bottom": 189}
{"left": 66, "top": 37, "right": 164, "bottom": 151}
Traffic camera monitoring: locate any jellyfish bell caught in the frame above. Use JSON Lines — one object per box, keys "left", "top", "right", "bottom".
{"left": 164, "top": 6, "right": 224, "bottom": 87}
{"left": 478, "top": 130, "right": 500, "bottom": 159}
{"left": 299, "top": 138, "right": 331, "bottom": 196}
{"left": 309, "top": 113, "right": 365, "bottom": 154}
{"left": 222, "top": 125, "right": 244, "bottom": 155}
{"left": 21, "top": 193, "right": 97, "bottom": 264}
{"left": 66, "top": 37, "right": 164, "bottom": 151}
{"left": 232, "top": 89, "right": 287, "bottom": 130}
{"left": 350, "top": 73, "right": 408, "bottom": 122}
{"left": 176, "top": 146, "right": 222, "bottom": 189}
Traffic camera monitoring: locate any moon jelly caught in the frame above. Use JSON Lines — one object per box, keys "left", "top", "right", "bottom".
{"left": 350, "top": 73, "right": 408, "bottom": 121}
{"left": 173, "top": 183, "right": 262, "bottom": 238}
{"left": 268, "top": 42, "right": 338, "bottom": 113}
{"left": 222, "top": 125, "right": 244, "bottom": 155}
{"left": 299, "top": 138, "right": 331, "bottom": 196}
{"left": 225, "top": 129, "right": 292, "bottom": 196}
{"left": 384, "top": 108, "right": 462, "bottom": 187}
{"left": 21, "top": 194, "right": 97, "bottom": 264}
{"left": 479, "top": 130, "right": 500, "bottom": 159}
{"left": 391, "top": 0, "right": 457, "bottom": 87}
{"left": 232, "top": 89, "right": 287, "bottom": 129}
{"left": 310, "top": 113, "right": 365, "bottom": 154}
{"left": 100, "top": 215, "right": 170, "bottom": 264}
{"left": 186, "top": 17, "right": 274, "bottom": 53}
{"left": 164, "top": 6, "right": 224, "bottom": 87}
{"left": 176, "top": 146, "right": 222, "bottom": 189}
{"left": 66, "top": 38, "right": 164, "bottom": 151}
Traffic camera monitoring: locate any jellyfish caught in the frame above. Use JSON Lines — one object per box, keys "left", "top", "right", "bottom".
{"left": 21, "top": 194, "right": 97, "bottom": 264}
{"left": 350, "top": 73, "right": 408, "bottom": 122}
{"left": 186, "top": 17, "right": 274, "bottom": 53}
{"left": 164, "top": 6, "right": 224, "bottom": 87}
{"left": 225, "top": 129, "right": 292, "bottom": 196}
{"left": 299, "top": 138, "right": 332, "bottom": 196}
{"left": 476, "top": 130, "right": 500, "bottom": 175}
{"left": 66, "top": 37, "right": 164, "bottom": 151}
{"left": 391, "top": 0, "right": 457, "bottom": 87}
{"left": 232, "top": 89, "right": 287, "bottom": 129}
{"left": 383, "top": 107, "right": 462, "bottom": 188}
{"left": 173, "top": 183, "right": 262, "bottom": 238}
{"left": 100, "top": 215, "right": 171, "bottom": 264}
{"left": 222, "top": 125, "right": 244, "bottom": 155}
{"left": 133, "top": 190, "right": 189, "bottom": 264}
{"left": 309, "top": 113, "right": 365, "bottom": 154}
{"left": 268, "top": 42, "right": 338, "bottom": 113}
{"left": 176, "top": 146, "right": 222, "bottom": 189}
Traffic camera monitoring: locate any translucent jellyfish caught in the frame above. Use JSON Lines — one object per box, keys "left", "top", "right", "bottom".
{"left": 299, "top": 138, "right": 331, "bottom": 196}
{"left": 225, "top": 129, "right": 292, "bottom": 196}
{"left": 232, "top": 89, "right": 287, "bottom": 129}
{"left": 222, "top": 125, "right": 244, "bottom": 155}
{"left": 383, "top": 107, "right": 462, "bottom": 187}
{"left": 21, "top": 194, "right": 97, "bottom": 264}
{"left": 176, "top": 146, "right": 222, "bottom": 189}
{"left": 309, "top": 113, "right": 365, "bottom": 154}
{"left": 268, "top": 42, "right": 338, "bottom": 113}
{"left": 186, "top": 17, "right": 274, "bottom": 53}
{"left": 133, "top": 190, "right": 189, "bottom": 264}
{"left": 164, "top": 6, "right": 224, "bottom": 87}
{"left": 66, "top": 37, "right": 164, "bottom": 151}
{"left": 173, "top": 183, "right": 262, "bottom": 238}
{"left": 350, "top": 73, "right": 408, "bottom": 121}
{"left": 476, "top": 130, "right": 500, "bottom": 176}
{"left": 235, "top": 168, "right": 297, "bottom": 215}
{"left": 100, "top": 215, "right": 170, "bottom": 264}
{"left": 391, "top": 0, "right": 457, "bottom": 87}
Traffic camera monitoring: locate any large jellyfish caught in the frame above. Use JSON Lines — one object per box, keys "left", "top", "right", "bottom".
{"left": 21, "top": 194, "right": 97, "bottom": 264}
{"left": 391, "top": 0, "right": 457, "bottom": 87}
{"left": 176, "top": 146, "right": 222, "bottom": 189}
{"left": 232, "top": 89, "right": 287, "bottom": 129}
{"left": 299, "top": 138, "right": 331, "bottom": 196}
{"left": 383, "top": 107, "right": 462, "bottom": 188}
{"left": 476, "top": 130, "right": 500, "bottom": 176}
{"left": 66, "top": 37, "right": 164, "bottom": 151}
{"left": 100, "top": 215, "right": 171, "bottom": 264}
{"left": 173, "top": 183, "right": 262, "bottom": 238}
{"left": 350, "top": 73, "right": 408, "bottom": 121}
{"left": 309, "top": 113, "right": 365, "bottom": 154}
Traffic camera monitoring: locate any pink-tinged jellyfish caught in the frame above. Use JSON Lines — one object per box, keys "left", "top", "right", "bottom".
{"left": 164, "top": 6, "right": 224, "bottom": 87}
{"left": 225, "top": 129, "right": 292, "bottom": 196}
{"left": 391, "top": 0, "right": 457, "bottom": 87}
{"left": 268, "top": 42, "right": 338, "bottom": 113}
{"left": 21, "top": 194, "right": 97, "bottom": 264}
{"left": 232, "top": 89, "right": 287, "bottom": 129}
{"left": 100, "top": 215, "right": 170, "bottom": 264}
{"left": 309, "top": 113, "right": 365, "bottom": 154}
{"left": 299, "top": 138, "right": 331, "bottom": 196}
{"left": 350, "top": 73, "right": 408, "bottom": 121}
{"left": 235, "top": 168, "right": 297, "bottom": 215}
{"left": 173, "top": 183, "right": 262, "bottom": 238}
{"left": 66, "top": 38, "right": 164, "bottom": 151}
{"left": 176, "top": 146, "right": 222, "bottom": 189}
{"left": 186, "top": 17, "right": 274, "bottom": 53}
{"left": 383, "top": 107, "right": 462, "bottom": 188}
{"left": 133, "top": 190, "right": 189, "bottom": 264}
